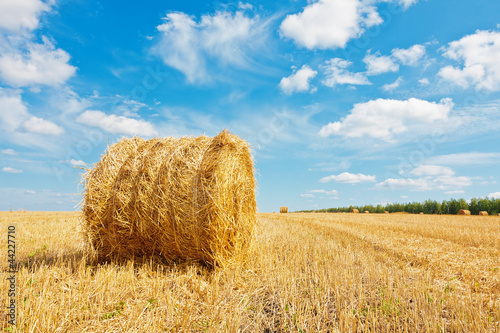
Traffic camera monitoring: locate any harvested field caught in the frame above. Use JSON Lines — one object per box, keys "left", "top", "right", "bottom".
{"left": 1, "top": 211, "right": 499, "bottom": 332}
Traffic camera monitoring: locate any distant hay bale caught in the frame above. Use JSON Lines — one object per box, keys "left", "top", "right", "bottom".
{"left": 351, "top": 209, "right": 359, "bottom": 213}
{"left": 280, "top": 206, "right": 288, "bottom": 213}
{"left": 82, "top": 130, "right": 256, "bottom": 268}
{"left": 457, "top": 209, "right": 471, "bottom": 215}
{"left": 497, "top": 213, "right": 500, "bottom": 216}
{"left": 419, "top": 212, "right": 424, "bottom": 215}
{"left": 384, "top": 211, "right": 389, "bottom": 214}
{"left": 364, "top": 211, "right": 370, "bottom": 214}
{"left": 479, "top": 211, "right": 489, "bottom": 216}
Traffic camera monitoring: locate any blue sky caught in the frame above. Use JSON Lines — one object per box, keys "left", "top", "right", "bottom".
{"left": 0, "top": 0, "right": 499, "bottom": 212}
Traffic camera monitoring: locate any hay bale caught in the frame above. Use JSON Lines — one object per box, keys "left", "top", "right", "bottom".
{"left": 384, "top": 211, "right": 389, "bottom": 214}
{"left": 457, "top": 209, "right": 471, "bottom": 216}
{"left": 82, "top": 130, "right": 256, "bottom": 268}
{"left": 364, "top": 211, "right": 369, "bottom": 214}
{"left": 280, "top": 206, "right": 288, "bottom": 213}
{"left": 351, "top": 209, "right": 359, "bottom": 213}
{"left": 479, "top": 211, "right": 489, "bottom": 216}
{"left": 419, "top": 212, "right": 424, "bottom": 215}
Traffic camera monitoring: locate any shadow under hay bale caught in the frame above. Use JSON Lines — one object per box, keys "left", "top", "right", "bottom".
{"left": 82, "top": 130, "right": 256, "bottom": 268}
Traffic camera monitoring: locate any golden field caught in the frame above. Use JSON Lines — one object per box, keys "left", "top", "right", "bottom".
{"left": 1, "top": 211, "right": 499, "bottom": 332}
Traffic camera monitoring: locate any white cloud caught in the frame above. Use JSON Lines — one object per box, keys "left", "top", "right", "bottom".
{"left": 400, "top": 195, "right": 409, "bottom": 199}
{"left": 319, "top": 97, "right": 453, "bottom": 141}
{"left": 0, "top": 37, "right": 76, "bottom": 87}
{"left": 445, "top": 190, "right": 465, "bottom": 194}
{"left": 76, "top": 110, "right": 157, "bottom": 137}
{"left": 411, "top": 165, "right": 455, "bottom": 177}
{"left": 382, "top": 76, "right": 403, "bottom": 91}
{"left": 69, "top": 159, "right": 87, "bottom": 167}
{"left": 321, "top": 58, "right": 371, "bottom": 88}
{"left": 279, "top": 65, "right": 317, "bottom": 94}
{"left": 310, "top": 189, "right": 339, "bottom": 196}
{"left": 0, "top": 0, "right": 51, "bottom": 32}
{"left": 426, "top": 152, "right": 500, "bottom": 165}
{"left": 24, "top": 116, "right": 64, "bottom": 135}
{"left": 418, "top": 78, "right": 430, "bottom": 85}
{"left": 301, "top": 189, "right": 339, "bottom": 198}
{"left": 0, "top": 88, "right": 30, "bottom": 131}
{"left": 395, "top": 0, "right": 419, "bottom": 9}
{"left": 25, "top": 190, "right": 36, "bottom": 194}
{"left": 238, "top": 2, "right": 253, "bottom": 10}
{"left": 1, "top": 149, "right": 17, "bottom": 155}
{"left": 363, "top": 51, "right": 399, "bottom": 75}
{"left": 376, "top": 172, "right": 472, "bottom": 192}
{"left": 279, "top": 0, "right": 382, "bottom": 50}
{"left": 153, "top": 11, "right": 265, "bottom": 83}
{"left": 488, "top": 192, "right": 500, "bottom": 199}
{"left": 439, "top": 30, "right": 500, "bottom": 91}
{"left": 392, "top": 44, "right": 426, "bottom": 66}
{"left": 2, "top": 167, "right": 23, "bottom": 174}
{"left": 320, "top": 172, "right": 375, "bottom": 183}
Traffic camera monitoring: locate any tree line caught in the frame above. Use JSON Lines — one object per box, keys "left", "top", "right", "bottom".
{"left": 297, "top": 197, "right": 500, "bottom": 215}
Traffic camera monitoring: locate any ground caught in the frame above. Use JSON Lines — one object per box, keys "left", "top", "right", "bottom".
{"left": 1, "top": 212, "right": 499, "bottom": 332}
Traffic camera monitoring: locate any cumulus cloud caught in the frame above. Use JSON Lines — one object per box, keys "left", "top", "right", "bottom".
{"left": 445, "top": 190, "right": 465, "bottom": 194}
{"left": 489, "top": 192, "right": 500, "bottom": 199}
{"left": 320, "top": 172, "right": 375, "bottom": 183}
{"left": 411, "top": 165, "right": 455, "bottom": 177}
{"left": 279, "top": 65, "right": 317, "bottom": 94}
{"left": 2, "top": 167, "right": 23, "bottom": 173}
{"left": 392, "top": 44, "right": 426, "bottom": 66}
{"left": 1, "top": 148, "right": 17, "bottom": 155}
{"left": 0, "top": 37, "right": 76, "bottom": 87}
{"left": 24, "top": 116, "right": 64, "bottom": 135}
{"left": 321, "top": 58, "right": 371, "bottom": 88}
{"left": 69, "top": 159, "right": 87, "bottom": 167}
{"left": 310, "top": 189, "right": 339, "bottom": 196}
{"left": 279, "top": 0, "right": 383, "bottom": 50}
{"left": 376, "top": 178, "right": 429, "bottom": 191}
{"left": 0, "top": 88, "right": 30, "bottom": 131}
{"left": 76, "top": 110, "right": 157, "bottom": 137}
{"left": 376, "top": 176, "right": 472, "bottom": 192}
{"left": 319, "top": 97, "right": 453, "bottom": 142}
{"left": 363, "top": 51, "right": 399, "bottom": 75}
{"left": 426, "top": 152, "right": 500, "bottom": 165}
{"left": 395, "top": 0, "right": 419, "bottom": 9}
{"left": 382, "top": 76, "right": 403, "bottom": 91}
{"left": 152, "top": 10, "right": 266, "bottom": 83}
{"left": 377, "top": 165, "right": 472, "bottom": 192}
{"left": 439, "top": 30, "right": 500, "bottom": 91}
{"left": 0, "top": 0, "right": 52, "bottom": 32}
{"left": 238, "top": 2, "right": 253, "bottom": 10}
{"left": 418, "top": 78, "right": 430, "bottom": 85}
{"left": 301, "top": 189, "right": 339, "bottom": 198}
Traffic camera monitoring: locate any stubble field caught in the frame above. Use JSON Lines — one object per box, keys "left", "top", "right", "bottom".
{"left": 1, "top": 211, "right": 499, "bottom": 332}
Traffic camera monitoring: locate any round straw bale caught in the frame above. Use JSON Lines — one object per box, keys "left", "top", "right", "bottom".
{"left": 280, "top": 206, "right": 288, "bottom": 213}
{"left": 478, "top": 211, "right": 489, "bottom": 216}
{"left": 457, "top": 209, "right": 471, "bottom": 215}
{"left": 419, "top": 212, "right": 424, "bottom": 215}
{"left": 350, "top": 209, "right": 359, "bottom": 213}
{"left": 364, "top": 211, "right": 369, "bottom": 214}
{"left": 384, "top": 211, "right": 389, "bottom": 214}
{"left": 82, "top": 130, "right": 256, "bottom": 268}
